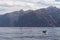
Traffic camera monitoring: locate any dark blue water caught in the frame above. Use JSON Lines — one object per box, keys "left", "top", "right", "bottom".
{"left": 0, "top": 27, "right": 59, "bottom": 40}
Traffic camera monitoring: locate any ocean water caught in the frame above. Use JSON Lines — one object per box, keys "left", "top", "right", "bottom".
{"left": 0, "top": 27, "right": 60, "bottom": 40}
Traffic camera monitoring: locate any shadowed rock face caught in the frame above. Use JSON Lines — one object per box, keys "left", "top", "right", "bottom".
{"left": 0, "top": 7, "right": 60, "bottom": 27}
{"left": 15, "top": 7, "right": 60, "bottom": 27}
{"left": 0, "top": 15, "right": 10, "bottom": 27}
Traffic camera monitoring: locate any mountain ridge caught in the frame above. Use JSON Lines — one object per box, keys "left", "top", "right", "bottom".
{"left": 0, "top": 6, "right": 60, "bottom": 27}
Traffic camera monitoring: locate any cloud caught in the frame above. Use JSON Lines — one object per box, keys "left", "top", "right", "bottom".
{"left": 0, "top": 0, "right": 60, "bottom": 14}
{"left": 55, "top": 0, "right": 60, "bottom": 2}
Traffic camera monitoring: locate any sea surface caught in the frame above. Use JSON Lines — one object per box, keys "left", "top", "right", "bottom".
{"left": 0, "top": 27, "right": 60, "bottom": 40}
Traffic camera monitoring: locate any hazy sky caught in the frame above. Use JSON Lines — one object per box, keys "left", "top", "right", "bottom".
{"left": 0, "top": 0, "right": 60, "bottom": 14}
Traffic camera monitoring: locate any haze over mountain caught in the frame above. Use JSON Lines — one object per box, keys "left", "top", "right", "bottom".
{"left": 0, "top": 6, "right": 60, "bottom": 27}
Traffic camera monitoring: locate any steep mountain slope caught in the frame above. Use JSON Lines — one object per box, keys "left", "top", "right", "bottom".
{"left": 4, "top": 9, "right": 24, "bottom": 26}
{"left": 0, "top": 6, "right": 60, "bottom": 27}
{"left": 0, "top": 15, "right": 10, "bottom": 27}
{"left": 15, "top": 7, "right": 60, "bottom": 27}
{"left": 0, "top": 9, "right": 25, "bottom": 27}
